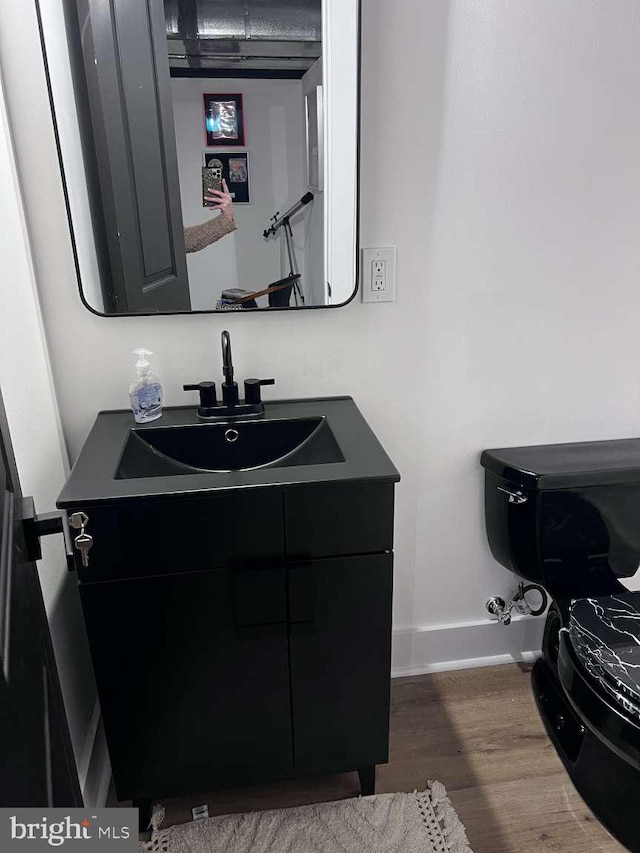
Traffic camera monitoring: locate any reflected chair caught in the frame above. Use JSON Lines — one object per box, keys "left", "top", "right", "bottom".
{"left": 220, "top": 274, "right": 301, "bottom": 309}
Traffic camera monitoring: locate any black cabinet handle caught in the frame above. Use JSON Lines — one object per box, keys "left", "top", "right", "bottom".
{"left": 288, "top": 563, "right": 316, "bottom": 624}
{"left": 231, "top": 566, "right": 287, "bottom": 627}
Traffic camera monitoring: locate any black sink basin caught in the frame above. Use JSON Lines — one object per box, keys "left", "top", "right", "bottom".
{"left": 116, "top": 416, "right": 344, "bottom": 479}
{"left": 57, "top": 398, "right": 401, "bottom": 507}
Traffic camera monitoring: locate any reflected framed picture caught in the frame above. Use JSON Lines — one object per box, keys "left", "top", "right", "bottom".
{"left": 203, "top": 152, "right": 250, "bottom": 204}
{"left": 203, "top": 93, "right": 245, "bottom": 146}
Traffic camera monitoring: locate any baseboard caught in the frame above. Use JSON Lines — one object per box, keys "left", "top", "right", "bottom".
{"left": 391, "top": 614, "right": 545, "bottom": 678}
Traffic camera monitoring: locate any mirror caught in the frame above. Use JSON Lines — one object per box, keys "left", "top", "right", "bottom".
{"left": 38, "top": 0, "right": 359, "bottom": 314}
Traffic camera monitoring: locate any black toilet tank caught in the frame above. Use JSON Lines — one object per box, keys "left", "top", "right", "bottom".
{"left": 481, "top": 438, "right": 640, "bottom": 592}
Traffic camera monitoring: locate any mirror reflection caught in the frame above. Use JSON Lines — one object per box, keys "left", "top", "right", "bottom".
{"left": 169, "top": 0, "right": 324, "bottom": 310}
{"left": 40, "top": 0, "right": 359, "bottom": 315}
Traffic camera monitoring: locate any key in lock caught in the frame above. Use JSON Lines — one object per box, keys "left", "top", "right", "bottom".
{"left": 70, "top": 512, "right": 92, "bottom": 568}
{"left": 74, "top": 532, "right": 93, "bottom": 568}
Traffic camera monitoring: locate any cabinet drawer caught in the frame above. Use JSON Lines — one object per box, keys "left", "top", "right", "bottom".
{"left": 73, "top": 491, "right": 284, "bottom": 581}
{"left": 284, "top": 482, "right": 394, "bottom": 559}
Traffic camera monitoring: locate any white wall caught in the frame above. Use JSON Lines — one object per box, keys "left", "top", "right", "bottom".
{"left": 7, "top": 0, "right": 640, "bottom": 674}
{"left": 171, "top": 77, "right": 308, "bottom": 309}
{"left": 0, "top": 57, "right": 101, "bottom": 799}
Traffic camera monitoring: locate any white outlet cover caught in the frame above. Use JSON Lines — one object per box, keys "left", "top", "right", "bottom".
{"left": 361, "top": 247, "right": 396, "bottom": 303}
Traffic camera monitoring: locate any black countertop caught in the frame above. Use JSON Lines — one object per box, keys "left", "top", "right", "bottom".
{"left": 57, "top": 396, "right": 400, "bottom": 508}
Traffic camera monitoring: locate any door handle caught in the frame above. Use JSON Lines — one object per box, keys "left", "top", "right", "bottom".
{"left": 21, "top": 497, "right": 75, "bottom": 571}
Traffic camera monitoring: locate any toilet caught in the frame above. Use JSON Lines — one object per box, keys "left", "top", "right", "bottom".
{"left": 481, "top": 438, "right": 640, "bottom": 852}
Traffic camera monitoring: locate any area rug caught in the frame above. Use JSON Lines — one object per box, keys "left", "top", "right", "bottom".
{"left": 140, "top": 781, "right": 473, "bottom": 853}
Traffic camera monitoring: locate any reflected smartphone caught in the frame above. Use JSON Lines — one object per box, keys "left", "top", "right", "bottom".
{"left": 202, "top": 159, "right": 223, "bottom": 207}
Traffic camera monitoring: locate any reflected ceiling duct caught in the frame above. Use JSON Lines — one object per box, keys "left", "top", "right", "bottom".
{"left": 165, "top": 0, "right": 322, "bottom": 75}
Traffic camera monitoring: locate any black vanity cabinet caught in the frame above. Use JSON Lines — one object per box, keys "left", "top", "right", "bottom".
{"left": 72, "top": 480, "right": 395, "bottom": 805}
{"left": 58, "top": 399, "right": 400, "bottom": 808}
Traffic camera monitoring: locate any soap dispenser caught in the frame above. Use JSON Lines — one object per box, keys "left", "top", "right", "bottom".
{"left": 129, "top": 348, "right": 163, "bottom": 423}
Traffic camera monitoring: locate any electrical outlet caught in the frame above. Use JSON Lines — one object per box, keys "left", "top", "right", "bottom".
{"left": 361, "top": 248, "right": 396, "bottom": 302}
{"left": 372, "top": 260, "right": 386, "bottom": 290}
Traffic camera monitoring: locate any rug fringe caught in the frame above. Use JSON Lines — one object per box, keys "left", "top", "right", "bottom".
{"left": 426, "top": 781, "right": 473, "bottom": 853}
{"left": 150, "top": 804, "right": 166, "bottom": 833}
{"left": 138, "top": 804, "right": 169, "bottom": 853}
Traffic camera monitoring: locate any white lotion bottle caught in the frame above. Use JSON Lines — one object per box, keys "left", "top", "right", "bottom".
{"left": 129, "top": 348, "right": 163, "bottom": 423}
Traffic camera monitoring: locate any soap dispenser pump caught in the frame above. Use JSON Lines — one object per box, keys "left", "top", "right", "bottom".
{"left": 129, "top": 348, "right": 163, "bottom": 424}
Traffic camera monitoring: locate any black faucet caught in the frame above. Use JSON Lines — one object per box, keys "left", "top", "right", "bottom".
{"left": 221, "top": 330, "right": 239, "bottom": 407}
{"left": 183, "top": 330, "right": 275, "bottom": 419}
{"left": 222, "top": 331, "right": 234, "bottom": 383}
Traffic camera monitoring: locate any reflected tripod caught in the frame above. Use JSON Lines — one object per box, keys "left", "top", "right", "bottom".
{"left": 263, "top": 191, "right": 314, "bottom": 307}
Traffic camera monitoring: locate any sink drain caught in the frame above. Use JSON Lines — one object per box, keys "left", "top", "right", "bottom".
{"left": 225, "top": 428, "right": 239, "bottom": 443}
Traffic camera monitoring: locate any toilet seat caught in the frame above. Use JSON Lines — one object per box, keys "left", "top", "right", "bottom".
{"left": 558, "top": 597, "right": 640, "bottom": 771}
{"left": 579, "top": 654, "right": 640, "bottom": 721}
{"left": 569, "top": 592, "right": 640, "bottom": 715}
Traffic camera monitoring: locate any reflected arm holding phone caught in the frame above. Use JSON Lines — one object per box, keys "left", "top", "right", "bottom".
{"left": 184, "top": 178, "right": 237, "bottom": 254}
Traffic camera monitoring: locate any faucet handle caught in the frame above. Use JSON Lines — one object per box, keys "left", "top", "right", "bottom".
{"left": 244, "top": 378, "right": 275, "bottom": 406}
{"left": 183, "top": 381, "right": 217, "bottom": 408}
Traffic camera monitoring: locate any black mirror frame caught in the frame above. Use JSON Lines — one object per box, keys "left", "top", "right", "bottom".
{"left": 34, "top": 0, "right": 362, "bottom": 318}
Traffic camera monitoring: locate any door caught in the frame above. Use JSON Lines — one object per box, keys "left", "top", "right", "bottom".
{"left": 64, "top": 0, "right": 191, "bottom": 313}
{"left": 80, "top": 565, "right": 293, "bottom": 802}
{"left": 0, "top": 386, "right": 82, "bottom": 807}
{"left": 288, "top": 553, "right": 394, "bottom": 774}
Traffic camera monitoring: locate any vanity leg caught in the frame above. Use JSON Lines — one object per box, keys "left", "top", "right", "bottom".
{"left": 135, "top": 799, "right": 152, "bottom": 834}
{"left": 358, "top": 766, "right": 376, "bottom": 796}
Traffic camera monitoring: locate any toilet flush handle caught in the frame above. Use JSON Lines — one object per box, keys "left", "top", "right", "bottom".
{"left": 497, "top": 485, "right": 528, "bottom": 505}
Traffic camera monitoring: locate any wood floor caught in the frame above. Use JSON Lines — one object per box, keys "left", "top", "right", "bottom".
{"left": 135, "top": 663, "right": 626, "bottom": 851}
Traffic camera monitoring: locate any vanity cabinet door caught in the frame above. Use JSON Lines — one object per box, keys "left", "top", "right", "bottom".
{"left": 68, "top": 0, "right": 189, "bottom": 312}
{"left": 80, "top": 566, "right": 292, "bottom": 801}
{"left": 288, "top": 553, "right": 393, "bottom": 774}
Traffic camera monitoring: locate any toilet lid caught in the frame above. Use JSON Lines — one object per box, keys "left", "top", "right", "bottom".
{"left": 569, "top": 592, "right": 640, "bottom": 712}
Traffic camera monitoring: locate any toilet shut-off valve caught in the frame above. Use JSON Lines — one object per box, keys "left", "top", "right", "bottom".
{"left": 486, "top": 583, "right": 548, "bottom": 625}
